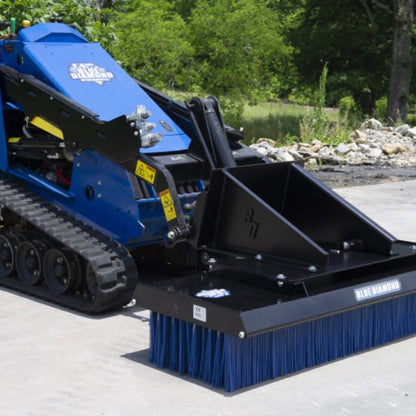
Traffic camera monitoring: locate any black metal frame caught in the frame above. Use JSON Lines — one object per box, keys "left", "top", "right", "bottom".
{"left": 137, "top": 161, "right": 416, "bottom": 337}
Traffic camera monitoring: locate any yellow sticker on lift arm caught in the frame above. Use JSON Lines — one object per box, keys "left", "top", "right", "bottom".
{"left": 159, "top": 188, "right": 177, "bottom": 222}
{"left": 135, "top": 160, "right": 157, "bottom": 184}
{"left": 30, "top": 116, "right": 64, "bottom": 140}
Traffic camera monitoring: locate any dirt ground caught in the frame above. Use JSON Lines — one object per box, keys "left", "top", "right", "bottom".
{"left": 312, "top": 164, "right": 416, "bottom": 188}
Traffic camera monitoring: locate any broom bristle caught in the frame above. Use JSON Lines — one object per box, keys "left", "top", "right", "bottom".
{"left": 149, "top": 293, "right": 416, "bottom": 391}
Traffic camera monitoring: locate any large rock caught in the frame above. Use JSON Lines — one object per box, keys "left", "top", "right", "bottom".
{"left": 335, "top": 143, "right": 350, "bottom": 154}
{"left": 256, "top": 138, "right": 276, "bottom": 147}
{"left": 407, "top": 127, "right": 416, "bottom": 138}
{"left": 349, "top": 130, "right": 367, "bottom": 144}
{"left": 367, "top": 148, "right": 382, "bottom": 158}
{"left": 361, "top": 118, "right": 383, "bottom": 130}
{"left": 273, "top": 148, "right": 295, "bottom": 162}
{"left": 310, "top": 139, "right": 324, "bottom": 152}
{"left": 395, "top": 124, "right": 409, "bottom": 136}
{"left": 382, "top": 143, "right": 407, "bottom": 155}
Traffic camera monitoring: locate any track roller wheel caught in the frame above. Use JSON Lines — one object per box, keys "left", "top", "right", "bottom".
{"left": 16, "top": 240, "right": 48, "bottom": 285}
{"left": 43, "top": 248, "right": 81, "bottom": 294}
{"left": 0, "top": 234, "right": 24, "bottom": 277}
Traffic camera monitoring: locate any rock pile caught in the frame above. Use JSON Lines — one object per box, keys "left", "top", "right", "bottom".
{"left": 249, "top": 118, "right": 416, "bottom": 168}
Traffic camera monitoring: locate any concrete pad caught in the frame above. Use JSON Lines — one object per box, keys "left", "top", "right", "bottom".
{"left": 336, "top": 180, "right": 416, "bottom": 242}
{"left": 2, "top": 180, "right": 416, "bottom": 415}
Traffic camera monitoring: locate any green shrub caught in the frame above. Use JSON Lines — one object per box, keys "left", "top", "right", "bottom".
{"left": 338, "top": 95, "right": 360, "bottom": 128}
{"left": 375, "top": 97, "right": 388, "bottom": 122}
{"left": 339, "top": 96, "right": 357, "bottom": 116}
{"left": 407, "top": 113, "right": 416, "bottom": 126}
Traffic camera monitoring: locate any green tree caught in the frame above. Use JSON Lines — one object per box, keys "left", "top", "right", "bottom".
{"left": 386, "top": 0, "right": 414, "bottom": 123}
{"left": 188, "top": 0, "right": 295, "bottom": 121}
{"left": 172, "top": 0, "right": 198, "bottom": 20}
{"left": 110, "top": 0, "right": 194, "bottom": 90}
{"left": 0, "top": 0, "right": 116, "bottom": 49}
{"left": 290, "top": 0, "right": 393, "bottom": 113}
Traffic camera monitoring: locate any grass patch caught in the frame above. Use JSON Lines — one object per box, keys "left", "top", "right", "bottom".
{"left": 240, "top": 101, "right": 340, "bottom": 145}
{"left": 164, "top": 89, "right": 353, "bottom": 147}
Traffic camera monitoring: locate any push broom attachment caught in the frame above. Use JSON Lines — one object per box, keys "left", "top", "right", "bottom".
{"left": 135, "top": 96, "right": 416, "bottom": 391}
{"left": 137, "top": 161, "right": 416, "bottom": 391}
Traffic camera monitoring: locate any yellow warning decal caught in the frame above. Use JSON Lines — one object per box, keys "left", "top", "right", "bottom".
{"left": 30, "top": 116, "right": 64, "bottom": 140}
{"left": 135, "top": 160, "right": 157, "bottom": 184}
{"left": 8, "top": 137, "right": 21, "bottom": 143}
{"left": 159, "top": 188, "right": 177, "bottom": 222}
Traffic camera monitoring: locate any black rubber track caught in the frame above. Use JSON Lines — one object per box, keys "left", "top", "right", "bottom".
{"left": 0, "top": 177, "right": 138, "bottom": 313}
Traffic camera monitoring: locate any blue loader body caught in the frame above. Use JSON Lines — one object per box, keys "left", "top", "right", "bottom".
{"left": 0, "top": 23, "right": 195, "bottom": 245}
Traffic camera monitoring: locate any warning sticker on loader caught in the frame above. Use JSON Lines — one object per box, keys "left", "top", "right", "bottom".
{"left": 160, "top": 189, "right": 177, "bottom": 222}
{"left": 135, "top": 160, "right": 156, "bottom": 184}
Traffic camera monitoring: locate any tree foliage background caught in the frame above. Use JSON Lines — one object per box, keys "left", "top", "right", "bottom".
{"left": 0, "top": 0, "right": 414, "bottom": 124}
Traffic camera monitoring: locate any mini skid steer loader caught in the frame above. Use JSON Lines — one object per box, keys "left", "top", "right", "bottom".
{"left": 1, "top": 20, "right": 416, "bottom": 391}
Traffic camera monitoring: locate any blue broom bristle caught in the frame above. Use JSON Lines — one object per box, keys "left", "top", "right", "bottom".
{"left": 149, "top": 293, "right": 416, "bottom": 392}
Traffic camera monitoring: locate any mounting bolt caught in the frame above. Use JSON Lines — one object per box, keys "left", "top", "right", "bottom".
{"left": 238, "top": 331, "right": 246, "bottom": 339}
{"left": 342, "top": 241, "right": 351, "bottom": 250}
{"left": 97, "top": 181, "right": 102, "bottom": 186}
{"left": 208, "top": 258, "right": 217, "bottom": 264}
{"left": 167, "top": 230, "right": 176, "bottom": 240}
{"left": 97, "top": 193, "right": 102, "bottom": 199}
{"left": 133, "top": 131, "right": 139, "bottom": 136}
{"left": 308, "top": 265, "right": 317, "bottom": 272}
{"left": 49, "top": 96, "right": 53, "bottom": 101}
{"left": 126, "top": 298, "right": 136, "bottom": 307}
{"left": 278, "top": 281, "right": 284, "bottom": 287}
{"left": 411, "top": 245, "right": 416, "bottom": 250}
{"left": 255, "top": 254, "right": 263, "bottom": 261}
{"left": 200, "top": 252, "right": 210, "bottom": 264}
{"left": 276, "top": 273, "right": 286, "bottom": 280}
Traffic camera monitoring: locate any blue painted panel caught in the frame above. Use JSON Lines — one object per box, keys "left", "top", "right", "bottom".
{"left": 6, "top": 152, "right": 199, "bottom": 246}
{"left": 0, "top": 24, "right": 200, "bottom": 246}
{"left": 15, "top": 24, "right": 190, "bottom": 153}
{"left": 68, "top": 151, "right": 145, "bottom": 243}
{"left": 17, "top": 23, "right": 87, "bottom": 43}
